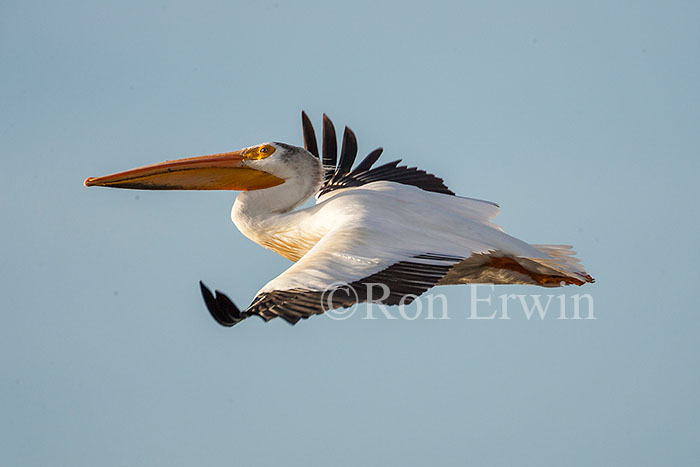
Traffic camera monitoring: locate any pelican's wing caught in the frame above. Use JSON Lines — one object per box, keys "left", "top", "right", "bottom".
{"left": 301, "top": 112, "right": 454, "bottom": 199}
{"left": 200, "top": 180, "right": 592, "bottom": 327}
{"left": 200, "top": 182, "right": 505, "bottom": 327}
{"left": 200, "top": 223, "right": 467, "bottom": 326}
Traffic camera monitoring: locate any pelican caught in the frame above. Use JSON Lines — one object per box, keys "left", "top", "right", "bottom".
{"left": 85, "top": 112, "right": 593, "bottom": 327}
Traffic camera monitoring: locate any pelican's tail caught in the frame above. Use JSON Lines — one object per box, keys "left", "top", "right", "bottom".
{"left": 529, "top": 244, "right": 594, "bottom": 286}
{"left": 438, "top": 245, "right": 594, "bottom": 287}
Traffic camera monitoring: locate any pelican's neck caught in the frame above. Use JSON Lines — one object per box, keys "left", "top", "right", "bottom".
{"left": 231, "top": 154, "right": 323, "bottom": 255}
{"left": 233, "top": 177, "right": 318, "bottom": 221}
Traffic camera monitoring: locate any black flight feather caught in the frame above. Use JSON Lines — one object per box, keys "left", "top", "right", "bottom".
{"left": 322, "top": 114, "right": 337, "bottom": 171}
{"left": 336, "top": 126, "right": 358, "bottom": 177}
{"left": 305, "top": 114, "right": 454, "bottom": 197}
{"left": 301, "top": 111, "right": 319, "bottom": 159}
{"left": 199, "top": 281, "right": 247, "bottom": 327}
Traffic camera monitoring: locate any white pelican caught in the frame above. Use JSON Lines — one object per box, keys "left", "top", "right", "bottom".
{"left": 85, "top": 112, "right": 593, "bottom": 327}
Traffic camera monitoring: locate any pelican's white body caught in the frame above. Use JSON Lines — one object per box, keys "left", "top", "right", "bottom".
{"left": 232, "top": 171, "right": 590, "bottom": 295}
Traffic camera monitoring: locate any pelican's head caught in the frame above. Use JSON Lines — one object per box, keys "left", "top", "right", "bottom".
{"left": 84, "top": 142, "right": 321, "bottom": 192}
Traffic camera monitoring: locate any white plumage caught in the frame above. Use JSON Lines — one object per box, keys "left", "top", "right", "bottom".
{"left": 85, "top": 112, "right": 593, "bottom": 327}
{"left": 250, "top": 181, "right": 589, "bottom": 296}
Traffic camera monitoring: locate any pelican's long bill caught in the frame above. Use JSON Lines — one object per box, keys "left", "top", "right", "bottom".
{"left": 84, "top": 150, "right": 284, "bottom": 191}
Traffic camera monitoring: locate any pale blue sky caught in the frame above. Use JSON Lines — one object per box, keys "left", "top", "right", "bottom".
{"left": 1, "top": 1, "right": 699, "bottom": 466}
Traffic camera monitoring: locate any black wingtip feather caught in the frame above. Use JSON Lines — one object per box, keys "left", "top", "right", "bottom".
{"left": 322, "top": 114, "right": 337, "bottom": 169}
{"left": 199, "top": 281, "right": 245, "bottom": 327}
{"left": 301, "top": 111, "right": 319, "bottom": 158}
{"left": 337, "top": 126, "right": 358, "bottom": 176}
{"left": 354, "top": 148, "right": 383, "bottom": 172}
{"left": 310, "top": 112, "right": 455, "bottom": 198}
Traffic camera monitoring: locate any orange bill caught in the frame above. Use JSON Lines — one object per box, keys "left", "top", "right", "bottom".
{"left": 84, "top": 150, "right": 284, "bottom": 191}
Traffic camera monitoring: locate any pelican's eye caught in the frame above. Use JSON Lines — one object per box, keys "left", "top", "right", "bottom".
{"left": 242, "top": 144, "right": 276, "bottom": 160}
